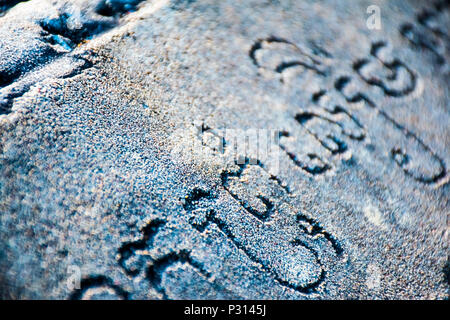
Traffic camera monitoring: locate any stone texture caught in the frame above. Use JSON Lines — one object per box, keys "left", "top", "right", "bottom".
{"left": 0, "top": 0, "right": 448, "bottom": 299}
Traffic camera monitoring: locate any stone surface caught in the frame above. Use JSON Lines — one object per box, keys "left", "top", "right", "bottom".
{"left": 0, "top": 0, "right": 448, "bottom": 299}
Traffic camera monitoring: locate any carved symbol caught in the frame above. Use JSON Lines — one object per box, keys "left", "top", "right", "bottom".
{"left": 251, "top": 36, "right": 446, "bottom": 185}
{"left": 186, "top": 129, "right": 343, "bottom": 294}
{"left": 336, "top": 76, "right": 447, "bottom": 184}
{"left": 250, "top": 37, "right": 365, "bottom": 175}
{"left": 115, "top": 216, "right": 223, "bottom": 299}
{"left": 400, "top": 2, "right": 449, "bottom": 67}
{"left": 353, "top": 41, "right": 417, "bottom": 97}
{"left": 70, "top": 275, "right": 129, "bottom": 300}
{"left": 250, "top": 36, "right": 331, "bottom": 81}
{"left": 184, "top": 186, "right": 343, "bottom": 294}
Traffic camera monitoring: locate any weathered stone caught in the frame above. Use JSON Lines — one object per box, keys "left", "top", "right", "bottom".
{"left": 0, "top": 0, "right": 448, "bottom": 299}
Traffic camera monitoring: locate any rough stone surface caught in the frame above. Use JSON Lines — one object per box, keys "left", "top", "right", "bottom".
{"left": 0, "top": 0, "right": 448, "bottom": 299}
